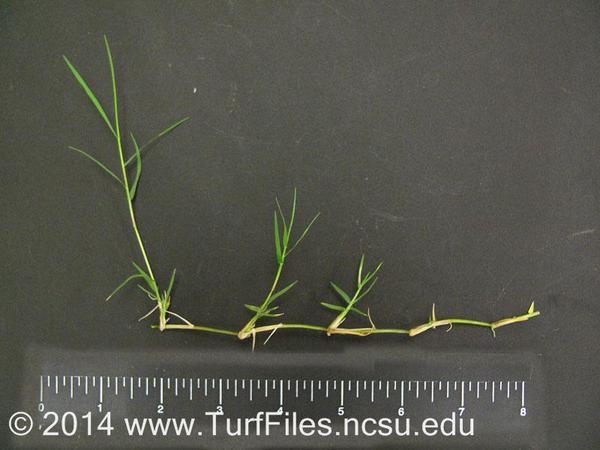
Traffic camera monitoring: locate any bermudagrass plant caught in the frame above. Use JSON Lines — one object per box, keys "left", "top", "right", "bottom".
{"left": 64, "top": 36, "right": 187, "bottom": 331}
{"left": 65, "top": 37, "right": 540, "bottom": 347}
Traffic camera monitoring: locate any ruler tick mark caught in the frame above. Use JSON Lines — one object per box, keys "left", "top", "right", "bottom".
{"left": 279, "top": 379, "right": 284, "bottom": 406}
{"left": 401, "top": 381, "right": 405, "bottom": 407}
{"left": 160, "top": 378, "right": 164, "bottom": 404}
{"left": 219, "top": 379, "right": 223, "bottom": 404}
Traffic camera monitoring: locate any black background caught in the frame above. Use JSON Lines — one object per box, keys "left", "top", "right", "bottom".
{"left": 2, "top": 1, "right": 599, "bottom": 448}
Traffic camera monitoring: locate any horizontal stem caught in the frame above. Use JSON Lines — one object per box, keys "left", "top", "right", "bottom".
{"left": 156, "top": 306, "right": 540, "bottom": 341}
{"left": 158, "top": 324, "right": 238, "bottom": 336}
{"left": 409, "top": 311, "right": 541, "bottom": 337}
{"left": 249, "top": 323, "right": 328, "bottom": 335}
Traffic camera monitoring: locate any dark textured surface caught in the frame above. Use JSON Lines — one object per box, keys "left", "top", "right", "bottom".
{"left": 1, "top": 1, "right": 599, "bottom": 448}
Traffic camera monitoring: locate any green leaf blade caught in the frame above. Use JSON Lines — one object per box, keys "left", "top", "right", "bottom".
{"left": 106, "top": 273, "right": 142, "bottom": 301}
{"left": 128, "top": 132, "right": 143, "bottom": 201}
{"left": 330, "top": 282, "right": 352, "bottom": 304}
{"left": 68, "top": 146, "right": 122, "bottom": 186}
{"left": 165, "top": 268, "right": 177, "bottom": 299}
{"left": 124, "top": 116, "right": 190, "bottom": 166}
{"left": 63, "top": 55, "right": 116, "bottom": 137}
{"left": 273, "top": 211, "right": 283, "bottom": 264}
{"left": 269, "top": 280, "right": 298, "bottom": 303}
{"left": 321, "top": 302, "right": 346, "bottom": 312}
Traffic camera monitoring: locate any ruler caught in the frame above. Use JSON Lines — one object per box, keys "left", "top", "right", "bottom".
{"left": 8, "top": 346, "right": 545, "bottom": 449}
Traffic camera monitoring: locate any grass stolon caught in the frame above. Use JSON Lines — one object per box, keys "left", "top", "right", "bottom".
{"left": 64, "top": 37, "right": 540, "bottom": 347}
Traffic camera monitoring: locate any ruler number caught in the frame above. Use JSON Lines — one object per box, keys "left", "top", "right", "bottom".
{"left": 520, "top": 407, "right": 527, "bottom": 416}
{"left": 38, "top": 403, "right": 45, "bottom": 412}
{"left": 458, "top": 407, "right": 465, "bottom": 417}
{"left": 337, "top": 407, "right": 344, "bottom": 416}
{"left": 398, "top": 407, "right": 405, "bottom": 416}
{"left": 157, "top": 404, "right": 164, "bottom": 414}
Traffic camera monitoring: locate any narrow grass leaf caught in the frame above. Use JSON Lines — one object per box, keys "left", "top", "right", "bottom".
{"left": 275, "top": 197, "right": 288, "bottom": 233}
{"left": 131, "top": 261, "right": 158, "bottom": 292}
{"left": 321, "top": 302, "right": 345, "bottom": 312}
{"left": 349, "top": 306, "right": 368, "bottom": 317}
{"left": 286, "top": 212, "right": 320, "bottom": 256}
{"left": 68, "top": 146, "right": 122, "bottom": 185}
{"left": 103, "top": 36, "right": 119, "bottom": 136}
{"left": 273, "top": 211, "right": 282, "bottom": 263}
{"left": 357, "top": 254, "right": 365, "bottom": 285}
{"left": 125, "top": 116, "right": 190, "bottom": 166}
{"left": 165, "top": 268, "right": 177, "bottom": 299}
{"left": 330, "top": 282, "right": 351, "bottom": 304}
{"left": 269, "top": 280, "right": 298, "bottom": 303}
{"left": 355, "top": 277, "right": 378, "bottom": 303}
{"left": 137, "top": 284, "right": 157, "bottom": 300}
{"left": 63, "top": 55, "right": 116, "bottom": 137}
{"left": 105, "top": 273, "right": 142, "bottom": 301}
{"left": 361, "top": 262, "right": 383, "bottom": 286}
{"left": 287, "top": 188, "right": 298, "bottom": 240}
{"left": 245, "top": 304, "right": 260, "bottom": 312}
{"left": 128, "top": 132, "right": 143, "bottom": 201}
